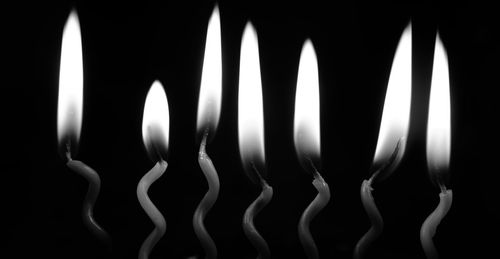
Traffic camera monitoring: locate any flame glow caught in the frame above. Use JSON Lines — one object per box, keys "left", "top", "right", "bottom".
{"left": 57, "top": 10, "right": 83, "bottom": 149}
{"left": 373, "top": 24, "right": 412, "bottom": 167}
{"left": 197, "top": 6, "right": 222, "bottom": 134}
{"left": 238, "top": 22, "right": 265, "bottom": 167}
{"left": 142, "top": 81, "right": 170, "bottom": 160}
{"left": 426, "top": 34, "right": 451, "bottom": 175}
{"left": 294, "top": 40, "right": 321, "bottom": 162}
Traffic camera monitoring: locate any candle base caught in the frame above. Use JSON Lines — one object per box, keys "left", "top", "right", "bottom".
{"left": 137, "top": 160, "right": 168, "bottom": 259}
{"left": 66, "top": 159, "right": 111, "bottom": 249}
{"left": 353, "top": 179, "right": 383, "bottom": 259}
{"left": 243, "top": 179, "right": 273, "bottom": 259}
{"left": 193, "top": 135, "right": 219, "bottom": 259}
{"left": 420, "top": 188, "right": 453, "bottom": 259}
{"left": 298, "top": 173, "right": 330, "bottom": 259}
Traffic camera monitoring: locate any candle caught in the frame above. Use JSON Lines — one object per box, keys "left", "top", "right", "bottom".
{"left": 354, "top": 23, "right": 412, "bottom": 259}
{"left": 420, "top": 33, "right": 453, "bottom": 259}
{"left": 293, "top": 39, "right": 330, "bottom": 259}
{"left": 137, "top": 80, "right": 170, "bottom": 259}
{"left": 193, "top": 5, "right": 222, "bottom": 259}
{"left": 238, "top": 22, "right": 274, "bottom": 259}
{"left": 57, "top": 9, "right": 110, "bottom": 248}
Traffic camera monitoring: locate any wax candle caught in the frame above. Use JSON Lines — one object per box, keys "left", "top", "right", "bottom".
{"left": 57, "top": 9, "right": 110, "bottom": 248}
{"left": 354, "top": 23, "right": 412, "bottom": 259}
{"left": 293, "top": 39, "right": 330, "bottom": 259}
{"left": 238, "top": 22, "right": 274, "bottom": 259}
{"left": 193, "top": 5, "right": 222, "bottom": 259}
{"left": 137, "top": 80, "right": 170, "bottom": 259}
{"left": 420, "top": 33, "right": 453, "bottom": 259}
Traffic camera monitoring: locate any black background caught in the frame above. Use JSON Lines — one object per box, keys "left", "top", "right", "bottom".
{"left": 3, "top": 0, "right": 499, "bottom": 258}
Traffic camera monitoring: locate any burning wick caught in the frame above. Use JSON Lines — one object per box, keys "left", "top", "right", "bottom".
{"left": 57, "top": 9, "right": 110, "bottom": 249}
{"left": 354, "top": 140, "right": 402, "bottom": 259}
{"left": 420, "top": 33, "right": 453, "bottom": 259}
{"left": 298, "top": 161, "right": 330, "bottom": 259}
{"left": 137, "top": 81, "right": 170, "bottom": 259}
{"left": 293, "top": 39, "right": 330, "bottom": 259}
{"left": 193, "top": 131, "right": 220, "bottom": 259}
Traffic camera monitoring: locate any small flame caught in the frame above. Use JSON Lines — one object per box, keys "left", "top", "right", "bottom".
{"left": 238, "top": 22, "right": 266, "bottom": 174}
{"left": 142, "top": 80, "right": 170, "bottom": 161}
{"left": 196, "top": 6, "right": 222, "bottom": 137}
{"left": 372, "top": 24, "right": 412, "bottom": 174}
{"left": 426, "top": 34, "right": 451, "bottom": 181}
{"left": 57, "top": 10, "right": 83, "bottom": 155}
{"left": 294, "top": 39, "right": 321, "bottom": 170}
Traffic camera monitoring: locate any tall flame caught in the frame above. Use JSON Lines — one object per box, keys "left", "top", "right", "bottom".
{"left": 372, "top": 24, "right": 412, "bottom": 173}
{"left": 426, "top": 34, "right": 451, "bottom": 179}
{"left": 196, "top": 6, "right": 222, "bottom": 136}
{"left": 238, "top": 22, "right": 265, "bottom": 175}
{"left": 294, "top": 39, "right": 321, "bottom": 169}
{"left": 57, "top": 10, "right": 83, "bottom": 154}
{"left": 142, "top": 80, "right": 170, "bottom": 161}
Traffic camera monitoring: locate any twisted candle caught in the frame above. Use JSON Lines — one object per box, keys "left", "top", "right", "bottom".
{"left": 137, "top": 160, "right": 168, "bottom": 259}
{"left": 353, "top": 179, "right": 382, "bottom": 259}
{"left": 420, "top": 187, "right": 453, "bottom": 259}
{"left": 243, "top": 176, "right": 273, "bottom": 259}
{"left": 354, "top": 140, "right": 401, "bottom": 259}
{"left": 66, "top": 154, "right": 111, "bottom": 248}
{"left": 193, "top": 134, "right": 219, "bottom": 259}
{"left": 298, "top": 171, "right": 330, "bottom": 259}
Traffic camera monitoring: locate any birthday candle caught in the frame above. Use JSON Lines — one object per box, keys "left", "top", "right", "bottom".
{"left": 293, "top": 39, "right": 330, "bottom": 259}
{"left": 420, "top": 33, "right": 453, "bottom": 259}
{"left": 354, "top": 23, "right": 412, "bottom": 259}
{"left": 238, "top": 21, "right": 274, "bottom": 259}
{"left": 137, "top": 80, "right": 170, "bottom": 259}
{"left": 57, "top": 9, "right": 110, "bottom": 248}
{"left": 193, "top": 5, "right": 222, "bottom": 259}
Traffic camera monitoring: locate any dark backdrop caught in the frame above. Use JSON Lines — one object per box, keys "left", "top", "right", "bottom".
{"left": 3, "top": 0, "right": 499, "bottom": 258}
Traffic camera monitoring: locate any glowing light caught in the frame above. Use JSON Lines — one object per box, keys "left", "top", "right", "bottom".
{"left": 57, "top": 10, "right": 83, "bottom": 149}
{"left": 197, "top": 6, "right": 222, "bottom": 134}
{"left": 373, "top": 24, "right": 412, "bottom": 169}
{"left": 426, "top": 34, "right": 451, "bottom": 175}
{"left": 238, "top": 22, "right": 265, "bottom": 166}
{"left": 294, "top": 39, "right": 321, "bottom": 161}
{"left": 142, "top": 80, "right": 170, "bottom": 160}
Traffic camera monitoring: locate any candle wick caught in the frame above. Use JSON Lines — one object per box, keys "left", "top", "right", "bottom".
{"left": 370, "top": 138, "right": 403, "bottom": 182}
{"left": 65, "top": 142, "right": 73, "bottom": 161}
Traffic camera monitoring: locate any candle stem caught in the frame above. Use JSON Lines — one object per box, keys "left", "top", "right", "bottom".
{"left": 298, "top": 172, "right": 331, "bottom": 259}
{"left": 137, "top": 160, "right": 168, "bottom": 259}
{"left": 193, "top": 134, "right": 220, "bottom": 259}
{"left": 353, "top": 179, "right": 383, "bottom": 259}
{"left": 66, "top": 159, "right": 111, "bottom": 249}
{"left": 243, "top": 177, "right": 273, "bottom": 259}
{"left": 420, "top": 188, "right": 453, "bottom": 259}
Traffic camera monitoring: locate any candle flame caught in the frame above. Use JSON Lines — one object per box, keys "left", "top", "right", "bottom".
{"left": 196, "top": 6, "right": 222, "bottom": 138}
{"left": 426, "top": 34, "right": 451, "bottom": 183}
{"left": 57, "top": 9, "right": 83, "bottom": 157}
{"left": 142, "top": 80, "right": 170, "bottom": 161}
{"left": 372, "top": 24, "right": 412, "bottom": 179}
{"left": 294, "top": 39, "right": 321, "bottom": 172}
{"left": 238, "top": 22, "right": 266, "bottom": 179}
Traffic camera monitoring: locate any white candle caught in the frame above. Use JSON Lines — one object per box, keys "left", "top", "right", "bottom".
{"left": 137, "top": 80, "right": 170, "bottom": 259}
{"left": 420, "top": 33, "right": 453, "bottom": 259}
{"left": 57, "top": 9, "right": 110, "bottom": 248}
